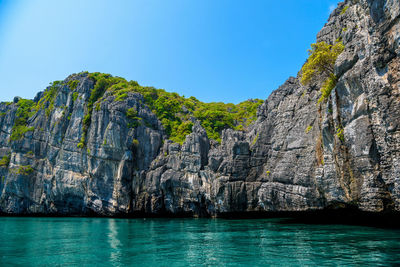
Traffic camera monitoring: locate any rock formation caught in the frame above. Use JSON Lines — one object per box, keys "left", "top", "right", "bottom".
{"left": 0, "top": 0, "right": 399, "bottom": 217}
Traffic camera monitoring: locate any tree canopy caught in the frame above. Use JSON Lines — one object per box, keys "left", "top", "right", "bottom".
{"left": 80, "top": 73, "right": 264, "bottom": 144}
{"left": 300, "top": 41, "right": 344, "bottom": 103}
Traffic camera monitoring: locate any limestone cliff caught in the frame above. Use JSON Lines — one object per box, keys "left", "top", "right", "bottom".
{"left": 0, "top": 0, "right": 399, "bottom": 217}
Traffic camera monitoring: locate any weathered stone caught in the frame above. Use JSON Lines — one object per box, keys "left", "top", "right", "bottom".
{"left": 0, "top": 0, "right": 399, "bottom": 217}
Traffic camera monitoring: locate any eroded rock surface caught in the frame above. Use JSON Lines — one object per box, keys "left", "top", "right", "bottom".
{"left": 0, "top": 0, "right": 399, "bottom": 216}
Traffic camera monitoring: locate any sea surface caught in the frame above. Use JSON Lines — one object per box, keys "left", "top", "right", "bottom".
{"left": 0, "top": 217, "right": 399, "bottom": 266}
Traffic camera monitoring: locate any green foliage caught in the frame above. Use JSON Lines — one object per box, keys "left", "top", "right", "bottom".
{"left": 77, "top": 142, "right": 85, "bottom": 149}
{"left": 15, "top": 99, "right": 35, "bottom": 120}
{"left": 115, "top": 93, "right": 128, "bottom": 101}
{"left": 10, "top": 99, "right": 36, "bottom": 141}
{"left": 10, "top": 126, "right": 35, "bottom": 141}
{"left": 15, "top": 165, "right": 34, "bottom": 176}
{"left": 126, "top": 108, "right": 142, "bottom": 128}
{"left": 36, "top": 81, "right": 62, "bottom": 117}
{"left": 192, "top": 100, "right": 264, "bottom": 142}
{"left": 5, "top": 72, "right": 264, "bottom": 146}
{"left": 170, "top": 121, "right": 193, "bottom": 144}
{"left": 77, "top": 73, "right": 124, "bottom": 146}
{"left": 8, "top": 81, "right": 64, "bottom": 142}
{"left": 132, "top": 139, "right": 139, "bottom": 147}
{"left": 128, "top": 119, "right": 142, "bottom": 128}
{"left": 234, "top": 99, "right": 264, "bottom": 128}
{"left": 74, "top": 73, "right": 264, "bottom": 144}
{"left": 0, "top": 154, "right": 10, "bottom": 168}
{"left": 342, "top": 27, "right": 348, "bottom": 32}
{"left": 300, "top": 41, "right": 344, "bottom": 103}
{"left": 340, "top": 5, "right": 349, "bottom": 15}
{"left": 126, "top": 108, "right": 138, "bottom": 118}
{"left": 91, "top": 73, "right": 263, "bottom": 143}
{"left": 336, "top": 127, "right": 345, "bottom": 141}
{"left": 318, "top": 74, "right": 338, "bottom": 103}
{"left": 0, "top": 112, "right": 6, "bottom": 117}
{"left": 67, "top": 80, "right": 79, "bottom": 90}
{"left": 252, "top": 133, "right": 259, "bottom": 146}
{"left": 305, "top": 125, "right": 313, "bottom": 133}
{"left": 72, "top": 92, "right": 79, "bottom": 102}
{"left": 300, "top": 41, "right": 344, "bottom": 85}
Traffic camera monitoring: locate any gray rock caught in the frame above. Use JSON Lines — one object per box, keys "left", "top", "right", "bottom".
{"left": 0, "top": 0, "right": 399, "bottom": 217}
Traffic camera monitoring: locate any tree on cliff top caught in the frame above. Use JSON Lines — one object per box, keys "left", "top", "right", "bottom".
{"left": 300, "top": 41, "right": 344, "bottom": 103}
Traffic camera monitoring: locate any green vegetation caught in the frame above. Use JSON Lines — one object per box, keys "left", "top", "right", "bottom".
{"left": 67, "top": 80, "right": 79, "bottom": 90}
{"left": 77, "top": 142, "right": 85, "bottom": 149}
{"left": 9, "top": 79, "right": 74, "bottom": 142}
{"left": 0, "top": 112, "right": 6, "bottom": 117}
{"left": 72, "top": 92, "right": 79, "bottom": 102}
{"left": 36, "top": 81, "right": 62, "bottom": 117}
{"left": 342, "top": 27, "right": 348, "bottom": 32}
{"left": 336, "top": 127, "right": 345, "bottom": 141}
{"left": 300, "top": 41, "right": 344, "bottom": 103}
{"left": 76, "top": 73, "right": 117, "bottom": 148}
{"left": 115, "top": 93, "right": 128, "bottom": 101}
{"left": 305, "top": 125, "right": 313, "bottom": 133}
{"left": 6, "top": 72, "right": 264, "bottom": 146}
{"left": 132, "top": 139, "right": 139, "bottom": 147}
{"left": 83, "top": 72, "right": 263, "bottom": 144}
{"left": 252, "top": 133, "right": 259, "bottom": 146}
{"left": 10, "top": 126, "right": 35, "bottom": 141}
{"left": 10, "top": 99, "right": 36, "bottom": 141}
{"left": 126, "top": 108, "right": 143, "bottom": 129}
{"left": 15, "top": 165, "right": 34, "bottom": 176}
{"left": 0, "top": 154, "right": 10, "bottom": 168}
{"left": 340, "top": 5, "right": 349, "bottom": 15}
{"left": 319, "top": 74, "right": 339, "bottom": 103}
{"left": 126, "top": 108, "right": 138, "bottom": 118}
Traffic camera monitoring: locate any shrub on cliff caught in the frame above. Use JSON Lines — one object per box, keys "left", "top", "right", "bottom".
{"left": 85, "top": 73, "right": 264, "bottom": 144}
{"left": 10, "top": 99, "right": 36, "bottom": 141}
{"left": 0, "top": 154, "right": 10, "bottom": 168}
{"left": 300, "top": 41, "right": 344, "bottom": 103}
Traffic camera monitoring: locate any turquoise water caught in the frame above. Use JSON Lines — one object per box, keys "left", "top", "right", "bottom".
{"left": 0, "top": 217, "right": 400, "bottom": 266}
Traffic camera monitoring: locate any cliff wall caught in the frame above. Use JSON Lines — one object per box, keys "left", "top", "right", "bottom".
{"left": 0, "top": 0, "right": 399, "bottom": 217}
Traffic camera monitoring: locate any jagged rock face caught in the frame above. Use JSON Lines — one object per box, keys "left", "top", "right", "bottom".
{"left": 0, "top": 0, "right": 399, "bottom": 216}
{"left": 0, "top": 74, "right": 164, "bottom": 215}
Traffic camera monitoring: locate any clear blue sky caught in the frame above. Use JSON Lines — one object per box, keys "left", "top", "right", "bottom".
{"left": 0, "top": 0, "right": 340, "bottom": 103}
